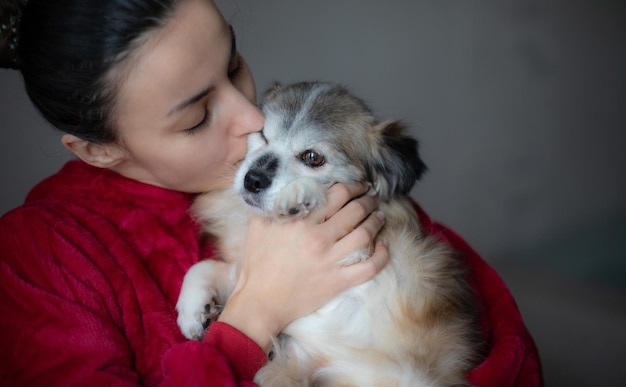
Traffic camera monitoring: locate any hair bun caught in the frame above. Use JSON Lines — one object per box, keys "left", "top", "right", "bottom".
{"left": 1, "top": 0, "right": 27, "bottom": 70}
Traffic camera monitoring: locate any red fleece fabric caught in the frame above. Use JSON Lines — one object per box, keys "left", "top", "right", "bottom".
{"left": 0, "top": 160, "right": 541, "bottom": 385}
{"left": 413, "top": 204, "right": 543, "bottom": 386}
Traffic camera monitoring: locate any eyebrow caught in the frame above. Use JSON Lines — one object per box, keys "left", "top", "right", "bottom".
{"left": 167, "top": 25, "right": 237, "bottom": 117}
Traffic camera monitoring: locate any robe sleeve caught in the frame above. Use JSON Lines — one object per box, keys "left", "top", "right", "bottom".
{"left": 0, "top": 208, "right": 266, "bottom": 386}
{"left": 162, "top": 322, "right": 267, "bottom": 386}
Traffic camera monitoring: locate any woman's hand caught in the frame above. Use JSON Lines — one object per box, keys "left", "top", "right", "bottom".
{"left": 217, "top": 182, "right": 389, "bottom": 352}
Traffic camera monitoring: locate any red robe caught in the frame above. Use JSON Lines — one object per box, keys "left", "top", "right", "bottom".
{"left": 0, "top": 160, "right": 541, "bottom": 386}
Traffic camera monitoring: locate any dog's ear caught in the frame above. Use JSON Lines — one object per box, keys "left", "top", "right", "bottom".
{"left": 368, "top": 121, "right": 427, "bottom": 200}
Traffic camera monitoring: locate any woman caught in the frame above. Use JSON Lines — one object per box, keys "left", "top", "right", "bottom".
{"left": 0, "top": 0, "right": 541, "bottom": 385}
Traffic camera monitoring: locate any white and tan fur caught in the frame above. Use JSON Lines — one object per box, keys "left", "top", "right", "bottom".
{"left": 177, "top": 81, "right": 482, "bottom": 386}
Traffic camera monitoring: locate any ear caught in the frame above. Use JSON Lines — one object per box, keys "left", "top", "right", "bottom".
{"left": 369, "top": 121, "right": 427, "bottom": 199}
{"left": 62, "top": 134, "right": 127, "bottom": 168}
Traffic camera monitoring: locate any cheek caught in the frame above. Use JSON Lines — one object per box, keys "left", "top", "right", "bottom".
{"left": 146, "top": 135, "right": 223, "bottom": 179}
{"left": 187, "top": 137, "right": 229, "bottom": 167}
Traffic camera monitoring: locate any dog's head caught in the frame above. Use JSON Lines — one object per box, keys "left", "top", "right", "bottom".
{"left": 234, "top": 81, "right": 427, "bottom": 214}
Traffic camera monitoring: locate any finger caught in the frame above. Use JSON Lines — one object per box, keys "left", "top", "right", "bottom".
{"left": 339, "top": 240, "right": 389, "bottom": 287}
{"left": 322, "top": 194, "right": 379, "bottom": 241}
{"left": 310, "top": 182, "right": 369, "bottom": 223}
{"left": 331, "top": 210, "right": 385, "bottom": 258}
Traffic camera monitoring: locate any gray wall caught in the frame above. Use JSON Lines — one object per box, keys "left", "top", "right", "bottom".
{"left": 1, "top": 1, "right": 625, "bottom": 384}
{"left": 3, "top": 0, "right": 623, "bottom": 260}
{"left": 225, "top": 0, "right": 626, "bottom": 260}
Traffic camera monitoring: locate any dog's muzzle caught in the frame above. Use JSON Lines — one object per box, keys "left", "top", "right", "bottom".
{"left": 242, "top": 153, "right": 279, "bottom": 193}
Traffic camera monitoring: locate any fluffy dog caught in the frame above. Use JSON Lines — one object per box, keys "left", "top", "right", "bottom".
{"left": 176, "top": 81, "right": 482, "bottom": 386}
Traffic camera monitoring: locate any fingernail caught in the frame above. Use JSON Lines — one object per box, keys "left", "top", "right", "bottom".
{"left": 376, "top": 211, "right": 385, "bottom": 222}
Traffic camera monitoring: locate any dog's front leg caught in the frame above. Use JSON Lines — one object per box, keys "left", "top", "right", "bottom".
{"left": 176, "top": 259, "right": 237, "bottom": 340}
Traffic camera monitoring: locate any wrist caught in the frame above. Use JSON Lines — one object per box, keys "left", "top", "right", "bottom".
{"left": 217, "top": 289, "right": 281, "bottom": 352}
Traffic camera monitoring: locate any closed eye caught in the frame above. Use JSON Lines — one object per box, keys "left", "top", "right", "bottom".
{"left": 183, "top": 108, "right": 210, "bottom": 135}
{"left": 227, "top": 54, "right": 243, "bottom": 78}
{"left": 227, "top": 26, "right": 243, "bottom": 79}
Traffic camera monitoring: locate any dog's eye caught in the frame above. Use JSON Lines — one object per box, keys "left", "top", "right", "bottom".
{"left": 300, "top": 150, "right": 325, "bottom": 168}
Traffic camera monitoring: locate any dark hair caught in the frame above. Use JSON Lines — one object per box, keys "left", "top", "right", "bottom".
{"left": 0, "top": 0, "right": 25, "bottom": 69}
{"left": 2, "top": 0, "right": 181, "bottom": 143}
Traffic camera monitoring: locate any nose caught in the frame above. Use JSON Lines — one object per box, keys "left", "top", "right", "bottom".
{"left": 227, "top": 86, "right": 264, "bottom": 137}
{"left": 244, "top": 170, "right": 271, "bottom": 193}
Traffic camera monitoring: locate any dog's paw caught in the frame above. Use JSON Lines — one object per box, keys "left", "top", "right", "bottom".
{"left": 337, "top": 247, "right": 371, "bottom": 266}
{"left": 177, "top": 290, "right": 223, "bottom": 340}
{"left": 176, "top": 260, "right": 235, "bottom": 340}
{"left": 273, "top": 178, "right": 326, "bottom": 218}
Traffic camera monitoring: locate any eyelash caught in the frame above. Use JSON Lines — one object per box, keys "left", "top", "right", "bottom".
{"left": 183, "top": 108, "right": 210, "bottom": 135}
{"left": 228, "top": 56, "right": 243, "bottom": 79}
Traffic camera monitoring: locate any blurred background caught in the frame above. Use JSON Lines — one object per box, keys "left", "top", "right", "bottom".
{"left": 1, "top": 0, "right": 625, "bottom": 384}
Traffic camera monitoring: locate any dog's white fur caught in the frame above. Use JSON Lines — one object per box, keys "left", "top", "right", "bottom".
{"left": 177, "top": 82, "right": 481, "bottom": 386}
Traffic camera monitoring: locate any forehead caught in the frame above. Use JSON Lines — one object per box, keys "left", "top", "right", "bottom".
{"left": 113, "top": 0, "right": 228, "bottom": 129}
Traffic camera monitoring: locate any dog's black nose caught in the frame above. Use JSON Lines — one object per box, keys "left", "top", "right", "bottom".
{"left": 244, "top": 170, "right": 271, "bottom": 193}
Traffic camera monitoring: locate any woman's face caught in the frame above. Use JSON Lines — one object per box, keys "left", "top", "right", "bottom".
{"left": 110, "top": 0, "right": 263, "bottom": 193}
